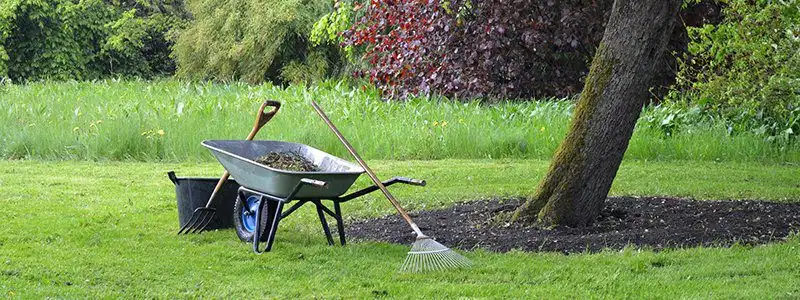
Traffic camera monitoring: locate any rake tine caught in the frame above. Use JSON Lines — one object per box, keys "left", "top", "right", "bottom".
{"left": 402, "top": 254, "right": 416, "bottom": 273}
{"left": 400, "top": 236, "right": 471, "bottom": 273}
{"left": 447, "top": 252, "right": 465, "bottom": 267}
{"left": 413, "top": 256, "right": 420, "bottom": 273}
{"left": 401, "top": 257, "right": 411, "bottom": 272}
{"left": 445, "top": 256, "right": 458, "bottom": 268}
{"left": 412, "top": 255, "right": 420, "bottom": 273}
{"left": 401, "top": 254, "right": 414, "bottom": 272}
{"left": 446, "top": 253, "right": 462, "bottom": 268}
{"left": 437, "top": 253, "right": 448, "bottom": 270}
{"left": 444, "top": 252, "right": 457, "bottom": 268}
{"left": 436, "top": 253, "right": 448, "bottom": 270}
{"left": 456, "top": 254, "right": 471, "bottom": 267}
{"left": 429, "top": 254, "right": 438, "bottom": 272}
{"left": 423, "top": 254, "right": 431, "bottom": 272}
{"left": 445, "top": 252, "right": 459, "bottom": 266}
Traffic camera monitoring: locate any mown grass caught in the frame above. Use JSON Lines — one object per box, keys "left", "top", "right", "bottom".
{"left": 1, "top": 160, "right": 798, "bottom": 298}
{"left": 1, "top": 80, "right": 797, "bottom": 163}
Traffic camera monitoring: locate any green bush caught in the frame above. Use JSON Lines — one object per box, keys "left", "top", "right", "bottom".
{"left": 669, "top": 0, "right": 800, "bottom": 141}
{"left": 0, "top": 0, "right": 187, "bottom": 82}
{"left": 172, "top": 0, "right": 338, "bottom": 84}
{"left": 101, "top": 1, "right": 189, "bottom": 77}
{"left": 641, "top": 104, "right": 706, "bottom": 137}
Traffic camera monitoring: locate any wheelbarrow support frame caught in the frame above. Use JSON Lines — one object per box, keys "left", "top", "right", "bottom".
{"left": 243, "top": 177, "right": 426, "bottom": 253}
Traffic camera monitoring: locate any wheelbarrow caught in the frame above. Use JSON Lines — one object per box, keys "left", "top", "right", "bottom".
{"left": 202, "top": 140, "right": 426, "bottom": 253}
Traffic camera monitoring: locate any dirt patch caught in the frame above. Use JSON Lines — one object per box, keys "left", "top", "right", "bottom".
{"left": 347, "top": 197, "right": 800, "bottom": 253}
{"left": 255, "top": 151, "right": 318, "bottom": 172}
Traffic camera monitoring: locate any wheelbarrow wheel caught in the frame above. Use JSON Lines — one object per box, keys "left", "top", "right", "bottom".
{"left": 233, "top": 194, "right": 270, "bottom": 242}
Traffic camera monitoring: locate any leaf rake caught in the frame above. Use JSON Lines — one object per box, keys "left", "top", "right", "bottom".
{"left": 311, "top": 100, "right": 471, "bottom": 273}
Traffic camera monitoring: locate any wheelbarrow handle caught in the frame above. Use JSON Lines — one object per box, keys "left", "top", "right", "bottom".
{"left": 300, "top": 178, "right": 328, "bottom": 188}
{"left": 249, "top": 100, "right": 281, "bottom": 140}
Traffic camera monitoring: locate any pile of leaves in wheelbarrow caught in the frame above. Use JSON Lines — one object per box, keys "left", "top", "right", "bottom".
{"left": 256, "top": 151, "right": 319, "bottom": 172}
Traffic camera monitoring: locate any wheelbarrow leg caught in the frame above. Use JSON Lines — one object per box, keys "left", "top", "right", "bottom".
{"left": 333, "top": 201, "right": 346, "bottom": 246}
{"left": 263, "top": 201, "right": 284, "bottom": 252}
{"left": 314, "top": 200, "right": 335, "bottom": 246}
{"left": 253, "top": 198, "right": 284, "bottom": 254}
{"left": 251, "top": 178, "right": 326, "bottom": 253}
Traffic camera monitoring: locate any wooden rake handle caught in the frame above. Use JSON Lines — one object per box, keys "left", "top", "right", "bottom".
{"left": 310, "top": 100, "right": 424, "bottom": 236}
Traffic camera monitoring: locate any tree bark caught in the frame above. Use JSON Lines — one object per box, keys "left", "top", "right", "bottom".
{"left": 513, "top": 0, "right": 682, "bottom": 227}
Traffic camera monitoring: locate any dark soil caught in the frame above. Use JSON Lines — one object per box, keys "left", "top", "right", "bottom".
{"left": 255, "top": 151, "right": 318, "bottom": 172}
{"left": 347, "top": 197, "right": 800, "bottom": 253}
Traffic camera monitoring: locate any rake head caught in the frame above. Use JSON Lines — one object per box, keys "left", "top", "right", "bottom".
{"left": 177, "top": 207, "right": 217, "bottom": 234}
{"left": 399, "top": 236, "right": 471, "bottom": 273}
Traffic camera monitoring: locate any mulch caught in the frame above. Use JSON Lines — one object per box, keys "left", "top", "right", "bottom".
{"left": 255, "top": 151, "right": 318, "bottom": 172}
{"left": 346, "top": 197, "right": 800, "bottom": 253}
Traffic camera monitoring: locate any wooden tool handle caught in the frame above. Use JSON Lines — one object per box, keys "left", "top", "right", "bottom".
{"left": 310, "top": 100, "right": 423, "bottom": 236}
{"left": 250, "top": 100, "right": 281, "bottom": 139}
{"left": 205, "top": 100, "right": 281, "bottom": 208}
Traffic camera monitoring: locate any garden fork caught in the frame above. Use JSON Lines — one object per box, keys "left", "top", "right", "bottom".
{"left": 178, "top": 100, "right": 281, "bottom": 234}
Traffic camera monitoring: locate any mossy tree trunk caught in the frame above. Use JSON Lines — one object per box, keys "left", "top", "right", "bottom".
{"left": 513, "top": 0, "right": 682, "bottom": 227}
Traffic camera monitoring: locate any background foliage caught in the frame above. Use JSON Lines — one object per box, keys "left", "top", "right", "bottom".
{"left": 0, "top": 0, "right": 187, "bottom": 82}
{"left": 171, "top": 0, "right": 341, "bottom": 85}
{"left": 1, "top": 0, "right": 796, "bottom": 145}
{"left": 2, "top": 80, "right": 797, "bottom": 162}
{"left": 337, "top": 0, "right": 612, "bottom": 99}
{"left": 330, "top": 0, "right": 721, "bottom": 100}
{"left": 668, "top": 0, "right": 799, "bottom": 141}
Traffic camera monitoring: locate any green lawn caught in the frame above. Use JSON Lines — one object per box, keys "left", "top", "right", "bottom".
{"left": 1, "top": 159, "right": 798, "bottom": 298}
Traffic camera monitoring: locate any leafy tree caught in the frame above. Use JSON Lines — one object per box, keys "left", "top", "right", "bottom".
{"left": 0, "top": 0, "right": 187, "bottom": 82}
{"left": 171, "top": 0, "right": 336, "bottom": 84}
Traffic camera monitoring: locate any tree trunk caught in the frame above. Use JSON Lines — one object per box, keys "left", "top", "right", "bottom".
{"left": 513, "top": 0, "right": 682, "bottom": 227}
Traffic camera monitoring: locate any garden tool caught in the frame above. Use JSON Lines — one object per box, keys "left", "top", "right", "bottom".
{"left": 310, "top": 100, "right": 471, "bottom": 272}
{"left": 178, "top": 100, "right": 281, "bottom": 234}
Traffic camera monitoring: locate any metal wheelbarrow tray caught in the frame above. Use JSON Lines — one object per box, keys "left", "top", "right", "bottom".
{"left": 202, "top": 140, "right": 426, "bottom": 253}
{"left": 203, "top": 140, "right": 364, "bottom": 198}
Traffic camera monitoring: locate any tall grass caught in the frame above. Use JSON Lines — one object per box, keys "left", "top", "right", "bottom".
{"left": 0, "top": 79, "right": 797, "bottom": 162}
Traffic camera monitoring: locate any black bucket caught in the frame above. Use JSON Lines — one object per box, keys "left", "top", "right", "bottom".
{"left": 168, "top": 171, "right": 241, "bottom": 230}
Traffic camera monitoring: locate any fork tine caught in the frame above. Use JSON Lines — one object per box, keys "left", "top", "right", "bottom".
{"left": 188, "top": 213, "right": 207, "bottom": 234}
{"left": 193, "top": 212, "right": 216, "bottom": 234}
{"left": 177, "top": 214, "right": 200, "bottom": 235}
{"left": 191, "top": 210, "right": 211, "bottom": 234}
{"left": 178, "top": 208, "right": 216, "bottom": 234}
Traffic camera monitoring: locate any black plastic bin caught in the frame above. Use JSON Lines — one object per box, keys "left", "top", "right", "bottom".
{"left": 168, "top": 171, "right": 241, "bottom": 230}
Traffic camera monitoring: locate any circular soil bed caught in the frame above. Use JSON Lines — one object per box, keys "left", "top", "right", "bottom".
{"left": 347, "top": 197, "right": 800, "bottom": 253}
